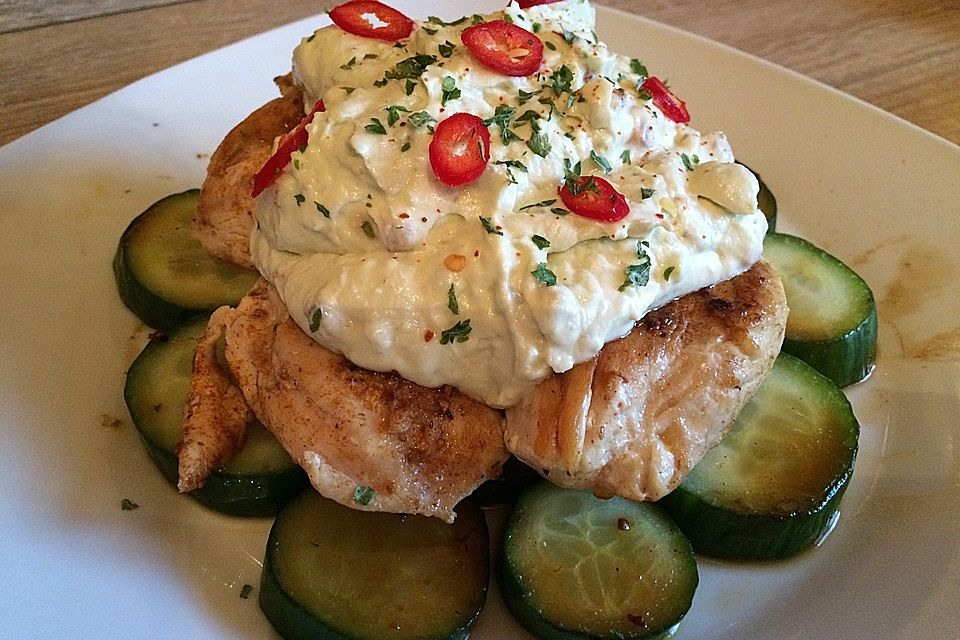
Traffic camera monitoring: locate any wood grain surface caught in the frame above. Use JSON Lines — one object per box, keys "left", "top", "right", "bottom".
{"left": 1, "top": 0, "right": 958, "bottom": 147}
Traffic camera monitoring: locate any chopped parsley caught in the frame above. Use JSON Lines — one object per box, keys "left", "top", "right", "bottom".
{"left": 384, "top": 105, "right": 410, "bottom": 126}
{"left": 353, "top": 486, "right": 375, "bottom": 505}
{"left": 619, "top": 241, "right": 652, "bottom": 292}
{"left": 483, "top": 105, "right": 520, "bottom": 145}
{"left": 551, "top": 207, "right": 569, "bottom": 216}
{"left": 548, "top": 65, "right": 574, "bottom": 96}
{"left": 629, "top": 58, "right": 649, "bottom": 78}
{"left": 440, "top": 319, "right": 472, "bottom": 344}
{"left": 531, "top": 235, "right": 550, "bottom": 250}
{"left": 447, "top": 283, "right": 459, "bottom": 315}
{"left": 361, "top": 221, "right": 376, "bottom": 238}
{"left": 340, "top": 56, "right": 357, "bottom": 70}
{"left": 294, "top": 193, "right": 305, "bottom": 206}
{"left": 663, "top": 266, "right": 675, "bottom": 281}
{"left": 544, "top": 41, "right": 557, "bottom": 51}
{"left": 315, "top": 201, "right": 331, "bottom": 218}
{"left": 515, "top": 109, "right": 542, "bottom": 124}
{"left": 365, "top": 118, "right": 387, "bottom": 135}
{"left": 527, "top": 130, "right": 551, "bottom": 157}
{"left": 120, "top": 498, "right": 139, "bottom": 511}
{"left": 427, "top": 15, "right": 469, "bottom": 26}
{"left": 239, "top": 584, "right": 253, "bottom": 600}
{"left": 441, "top": 76, "right": 461, "bottom": 105}
{"left": 532, "top": 22, "right": 542, "bottom": 33}
{"left": 518, "top": 198, "right": 557, "bottom": 211}
{"left": 531, "top": 262, "right": 557, "bottom": 286}
{"left": 438, "top": 40, "right": 456, "bottom": 58}
{"left": 405, "top": 79, "right": 417, "bottom": 95}
{"left": 377, "top": 54, "right": 438, "bottom": 86}
{"left": 342, "top": 86, "right": 356, "bottom": 94}
{"left": 562, "top": 159, "right": 599, "bottom": 196}
{"left": 640, "top": 187, "right": 655, "bottom": 199}
{"left": 620, "top": 149, "right": 631, "bottom": 164}
{"left": 408, "top": 111, "right": 436, "bottom": 128}
{"left": 309, "top": 308, "right": 323, "bottom": 332}
{"left": 517, "top": 89, "right": 537, "bottom": 105}
{"left": 561, "top": 30, "right": 577, "bottom": 44}
{"left": 681, "top": 153, "right": 700, "bottom": 171}
{"left": 479, "top": 215, "right": 503, "bottom": 235}
{"left": 422, "top": 25, "right": 439, "bottom": 35}
{"left": 590, "top": 150, "right": 612, "bottom": 174}
{"left": 494, "top": 159, "right": 527, "bottom": 172}
{"left": 400, "top": 141, "right": 411, "bottom": 152}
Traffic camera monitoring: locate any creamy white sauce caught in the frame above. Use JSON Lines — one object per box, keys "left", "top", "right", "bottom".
{"left": 252, "top": 0, "right": 765, "bottom": 408}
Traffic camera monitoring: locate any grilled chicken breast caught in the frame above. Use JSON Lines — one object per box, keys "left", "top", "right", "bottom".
{"left": 193, "top": 81, "right": 303, "bottom": 269}
{"left": 221, "top": 280, "right": 509, "bottom": 522}
{"left": 505, "top": 260, "right": 787, "bottom": 502}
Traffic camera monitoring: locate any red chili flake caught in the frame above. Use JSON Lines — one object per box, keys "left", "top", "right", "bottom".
{"left": 399, "top": 213, "right": 409, "bottom": 219}
{"left": 424, "top": 329, "right": 435, "bottom": 342}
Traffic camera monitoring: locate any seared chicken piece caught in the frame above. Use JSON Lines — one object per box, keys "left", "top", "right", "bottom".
{"left": 193, "top": 79, "right": 303, "bottom": 269}
{"left": 505, "top": 260, "right": 787, "bottom": 502}
{"left": 176, "top": 306, "right": 253, "bottom": 492}
{"left": 222, "top": 280, "right": 509, "bottom": 523}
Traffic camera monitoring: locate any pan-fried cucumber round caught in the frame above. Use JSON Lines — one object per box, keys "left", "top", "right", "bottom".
{"left": 124, "top": 315, "right": 307, "bottom": 516}
{"left": 762, "top": 232, "right": 877, "bottom": 387}
{"left": 499, "top": 483, "right": 698, "bottom": 640}
{"left": 259, "top": 491, "right": 489, "bottom": 640}
{"left": 660, "top": 353, "right": 859, "bottom": 559}
{"left": 113, "top": 190, "right": 258, "bottom": 330}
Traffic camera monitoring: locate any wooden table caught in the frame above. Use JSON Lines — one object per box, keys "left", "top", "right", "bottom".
{"left": 2, "top": 0, "right": 959, "bottom": 147}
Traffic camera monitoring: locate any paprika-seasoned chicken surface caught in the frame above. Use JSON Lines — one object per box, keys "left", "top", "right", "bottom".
{"left": 193, "top": 81, "right": 303, "bottom": 269}
{"left": 505, "top": 260, "right": 787, "bottom": 502}
{"left": 221, "top": 280, "right": 509, "bottom": 523}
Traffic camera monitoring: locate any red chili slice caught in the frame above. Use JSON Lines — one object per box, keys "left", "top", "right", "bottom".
{"left": 558, "top": 175, "right": 630, "bottom": 222}
{"left": 515, "top": 0, "right": 562, "bottom": 7}
{"left": 328, "top": 0, "right": 414, "bottom": 42}
{"left": 251, "top": 100, "right": 325, "bottom": 198}
{"left": 640, "top": 76, "right": 690, "bottom": 124}
{"left": 461, "top": 20, "right": 544, "bottom": 77}
{"left": 429, "top": 113, "right": 491, "bottom": 187}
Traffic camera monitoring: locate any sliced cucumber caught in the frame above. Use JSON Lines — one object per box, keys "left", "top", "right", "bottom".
{"left": 499, "top": 483, "right": 698, "bottom": 640}
{"left": 660, "top": 353, "right": 859, "bottom": 560}
{"left": 763, "top": 232, "right": 877, "bottom": 387}
{"left": 260, "top": 491, "right": 489, "bottom": 640}
{"left": 124, "top": 315, "right": 307, "bottom": 516}
{"left": 743, "top": 164, "right": 777, "bottom": 233}
{"left": 113, "top": 190, "right": 259, "bottom": 330}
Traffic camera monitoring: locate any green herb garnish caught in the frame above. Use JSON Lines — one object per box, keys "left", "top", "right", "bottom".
{"left": 354, "top": 486, "right": 375, "bottom": 505}
{"left": 590, "top": 150, "right": 612, "bottom": 174}
{"left": 384, "top": 105, "right": 410, "bottom": 126}
{"left": 629, "top": 59, "right": 648, "bottom": 78}
{"left": 548, "top": 65, "right": 574, "bottom": 96}
{"left": 447, "top": 283, "right": 460, "bottom": 315}
{"left": 365, "top": 118, "right": 387, "bottom": 135}
{"left": 518, "top": 198, "right": 557, "bottom": 211}
{"left": 439, "top": 319, "right": 472, "bottom": 344}
{"left": 361, "top": 221, "right": 376, "bottom": 238}
{"left": 618, "top": 241, "right": 652, "bottom": 291}
{"left": 309, "top": 308, "right": 323, "bottom": 332}
{"left": 531, "top": 235, "right": 551, "bottom": 250}
{"left": 620, "top": 149, "right": 632, "bottom": 165}
{"left": 441, "top": 76, "right": 461, "bottom": 105}
{"left": 315, "top": 201, "right": 331, "bottom": 218}
{"left": 294, "top": 193, "right": 305, "bottom": 206}
{"left": 408, "top": 111, "right": 436, "bottom": 128}
{"left": 239, "top": 584, "right": 253, "bottom": 599}
{"left": 483, "top": 105, "right": 520, "bottom": 145}
{"left": 340, "top": 56, "right": 357, "bottom": 70}
{"left": 531, "top": 262, "right": 557, "bottom": 286}
{"left": 527, "top": 131, "right": 551, "bottom": 157}
{"left": 662, "top": 266, "right": 675, "bottom": 280}
{"left": 479, "top": 215, "right": 503, "bottom": 235}
{"left": 438, "top": 40, "right": 456, "bottom": 58}
{"left": 121, "top": 498, "right": 139, "bottom": 511}
{"left": 640, "top": 187, "right": 655, "bottom": 199}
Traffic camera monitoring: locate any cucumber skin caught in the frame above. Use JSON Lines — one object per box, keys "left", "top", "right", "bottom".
{"left": 113, "top": 231, "right": 201, "bottom": 331}
{"left": 660, "top": 476, "right": 850, "bottom": 560}
{"left": 498, "top": 486, "right": 695, "bottom": 640}
{"left": 660, "top": 354, "right": 860, "bottom": 560}
{"left": 141, "top": 438, "right": 307, "bottom": 518}
{"left": 782, "top": 304, "right": 877, "bottom": 388}
{"left": 123, "top": 317, "right": 309, "bottom": 517}
{"left": 260, "top": 547, "right": 473, "bottom": 640}
{"left": 498, "top": 553, "right": 676, "bottom": 640}
{"left": 260, "top": 493, "right": 485, "bottom": 640}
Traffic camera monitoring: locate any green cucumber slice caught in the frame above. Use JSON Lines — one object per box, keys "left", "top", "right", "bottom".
{"left": 660, "top": 353, "right": 859, "bottom": 559}
{"left": 499, "top": 483, "right": 698, "bottom": 640}
{"left": 123, "top": 315, "right": 307, "bottom": 516}
{"left": 113, "top": 190, "right": 259, "bottom": 330}
{"left": 762, "top": 232, "right": 877, "bottom": 387}
{"left": 743, "top": 164, "right": 777, "bottom": 233}
{"left": 260, "top": 491, "right": 489, "bottom": 640}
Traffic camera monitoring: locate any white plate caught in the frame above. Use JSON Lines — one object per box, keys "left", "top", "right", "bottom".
{"left": 1, "top": 2, "right": 958, "bottom": 638}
